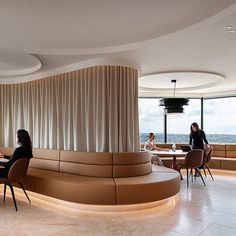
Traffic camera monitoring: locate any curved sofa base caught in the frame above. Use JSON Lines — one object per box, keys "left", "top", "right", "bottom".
{"left": 22, "top": 166, "right": 181, "bottom": 205}
{"left": 15, "top": 187, "right": 179, "bottom": 212}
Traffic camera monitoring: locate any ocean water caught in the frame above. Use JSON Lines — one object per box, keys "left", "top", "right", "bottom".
{"left": 140, "top": 133, "right": 236, "bottom": 144}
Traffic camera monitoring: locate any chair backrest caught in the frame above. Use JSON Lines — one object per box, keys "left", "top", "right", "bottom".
{"left": 184, "top": 149, "right": 204, "bottom": 168}
{"left": 8, "top": 158, "right": 30, "bottom": 183}
{"left": 203, "top": 147, "right": 213, "bottom": 163}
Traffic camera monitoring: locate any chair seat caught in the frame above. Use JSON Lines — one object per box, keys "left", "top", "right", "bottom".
{"left": 0, "top": 178, "right": 9, "bottom": 184}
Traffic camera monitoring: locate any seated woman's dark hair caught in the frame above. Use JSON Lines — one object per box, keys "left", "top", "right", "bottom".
{"left": 17, "top": 129, "right": 32, "bottom": 153}
{"left": 147, "top": 132, "right": 155, "bottom": 139}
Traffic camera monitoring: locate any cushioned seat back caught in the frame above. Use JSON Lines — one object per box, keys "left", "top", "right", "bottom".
{"left": 113, "top": 152, "right": 151, "bottom": 177}
{"left": 203, "top": 147, "right": 213, "bottom": 163}
{"left": 211, "top": 144, "right": 225, "bottom": 157}
{"left": 226, "top": 144, "right": 236, "bottom": 158}
{"left": 60, "top": 151, "right": 113, "bottom": 177}
{"left": 30, "top": 148, "right": 60, "bottom": 171}
{"left": 8, "top": 158, "right": 30, "bottom": 182}
{"left": 185, "top": 149, "right": 203, "bottom": 168}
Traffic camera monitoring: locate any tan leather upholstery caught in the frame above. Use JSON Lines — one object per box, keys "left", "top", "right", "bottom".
{"left": 114, "top": 170, "right": 180, "bottom": 204}
{"left": 60, "top": 162, "right": 113, "bottom": 177}
{"left": 113, "top": 163, "right": 152, "bottom": 177}
{"left": 225, "top": 144, "right": 236, "bottom": 158}
{"left": 33, "top": 148, "right": 60, "bottom": 160}
{"left": 208, "top": 158, "right": 221, "bottom": 169}
{"left": 211, "top": 144, "right": 226, "bottom": 157}
{"left": 60, "top": 151, "right": 113, "bottom": 164}
{"left": 113, "top": 152, "right": 150, "bottom": 165}
{"left": 113, "top": 152, "right": 152, "bottom": 177}
{"left": 29, "top": 158, "right": 60, "bottom": 171}
{"left": 30, "top": 148, "right": 60, "bottom": 171}
{"left": 0, "top": 147, "right": 181, "bottom": 205}
{"left": 221, "top": 158, "right": 236, "bottom": 170}
{"left": 24, "top": 172, "right": 116, "bottom": 204}
{"left": 60, "top": 151, "right": 113, "bottom": 177}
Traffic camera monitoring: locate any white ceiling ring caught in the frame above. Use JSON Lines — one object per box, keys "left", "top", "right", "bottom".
{"left": 139, "top": 71, "right": 225, "bottom": 92}
{"left": 0, "top": 52, "right": 41, "bottom": 77}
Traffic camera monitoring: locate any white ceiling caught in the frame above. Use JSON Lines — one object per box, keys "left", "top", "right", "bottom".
{"left": 1, "top": 0, "right": 236, "bottom": 97}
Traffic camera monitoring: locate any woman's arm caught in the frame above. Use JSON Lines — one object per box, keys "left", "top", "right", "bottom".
{"left": 4, "top": 147, "right": 24, "bottom": 170}
{"left": 189, "top": 134, "right": 192, "bottom": 146}
{"left": 202, "top": 130, "right": 210, "bottom": 147}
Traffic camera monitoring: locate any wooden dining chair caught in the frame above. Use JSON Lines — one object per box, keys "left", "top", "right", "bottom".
{"left": 200, "top": 146, "right": 214, "bottom": 181}
{"left": 0, "top": 158, "right": 31, "bottom": 211}
{"left": 184, "top": 149, "right": 205, "bottom": 187}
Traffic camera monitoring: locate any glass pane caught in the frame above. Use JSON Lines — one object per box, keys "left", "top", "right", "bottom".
{"left": 167, "top": 99, "right": 201, "bottom": 143}
{"left": 139, "top": 98, "right": 164, "bottom": 144}
{"left": 204, "top": 97, "right": 236, "bottom": 143}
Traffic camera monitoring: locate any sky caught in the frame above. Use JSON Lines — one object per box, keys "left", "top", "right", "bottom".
{"left": 139, "top": 97, "right": 236, "bottom": 134}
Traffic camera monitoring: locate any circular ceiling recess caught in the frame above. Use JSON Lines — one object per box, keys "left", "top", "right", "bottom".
{"left": 139, "top": 72, "right": 225, "bottom": 91}
{"left": 0, "top": 52, "right": 41, "bottom": 77}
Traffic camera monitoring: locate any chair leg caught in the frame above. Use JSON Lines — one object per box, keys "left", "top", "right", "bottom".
{"left": 18, "top": 182, "right": 31, "bottom": 203}
{"left": 3, "top": 184, "right": 7, "bottom": 203}
{"left": 186, "top": 168, "right": 189, "bottom": 187}
{"left": 190, "top": 169, "right": 193, "bottom": 182}
{"left": 205, "top": 164, "right": 214, "bottom": 181}
{"left": 203, "top": 167, "right": 207, "bottom": 178}
{"left": 196, "top": 168, "right": 206, "bottom": 186}
{"left": 8, "top": 184, "right": 18, "bottom": 211}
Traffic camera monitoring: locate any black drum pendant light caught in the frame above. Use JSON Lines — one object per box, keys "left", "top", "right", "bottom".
{"left": 159, "top": 80, "right": 189, "bottom": 114}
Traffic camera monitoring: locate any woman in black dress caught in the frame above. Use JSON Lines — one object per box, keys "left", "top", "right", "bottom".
{"left": 0, "top": 129, "right": 33, "bottom": 178}
{"left": 189, "top": 122, "right": 209, "bottom": 150}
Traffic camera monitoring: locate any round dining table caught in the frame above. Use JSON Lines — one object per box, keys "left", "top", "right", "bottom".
{"left": 150, "top": 150, "right": 187, "bottom": 179}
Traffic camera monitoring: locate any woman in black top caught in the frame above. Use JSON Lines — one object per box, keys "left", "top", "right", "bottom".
{"left": 0, "top": 129, "right": 33, "bottom": 178}
{"left": 189, "top": 122, "right": 209, "bottom": 150}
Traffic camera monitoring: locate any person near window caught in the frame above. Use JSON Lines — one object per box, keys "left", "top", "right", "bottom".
{"left": 144, "top": 132, "right": 169, "bottom": 151}
{"left": 0, "top": 129, "right": 33, "bottom": 178}
{"left": 189, "top": 122, "right": 210, "bottom": 150}
{"left": 144, "top": 132, "right": 169, "bottom": 166}
{"left": 189, "top": 122, "right": 210, "bottom": 177}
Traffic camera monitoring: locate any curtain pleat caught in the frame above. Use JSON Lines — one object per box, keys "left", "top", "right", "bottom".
{"left": 0, "top": 66, "right": 140, "bottom": 152}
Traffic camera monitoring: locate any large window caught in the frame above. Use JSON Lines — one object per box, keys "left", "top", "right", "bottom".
{"left": 139, "top": 98, "right": 164, "bottom": 143}
{"left": 139, "top": 98, "right": 201, "bottom": 143}
{"left": 139, "top": 96, "right": 236, "bottom": 144}
{"left": 204, "top": 97, "right": 236, "bottom": 143}
{"left": 167, "top": 99, "right": 201, "bottom": 143}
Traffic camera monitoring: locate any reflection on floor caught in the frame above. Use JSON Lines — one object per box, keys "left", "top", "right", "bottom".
{"left": 0, "top": 169, "right": 236, "bottom": 236}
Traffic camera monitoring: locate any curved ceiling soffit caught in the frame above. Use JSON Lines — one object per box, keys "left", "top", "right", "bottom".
{"left": 26, "top": 2, "right": 236, "bottom": 56}
{"left": 0, "top": 53, "right": 41, "bottom": 77}
{"left": 0, "top": 57, "right": 140, "bottom": 84}
{"left": 139, "top": 71, "right": 225, "bottom": 92}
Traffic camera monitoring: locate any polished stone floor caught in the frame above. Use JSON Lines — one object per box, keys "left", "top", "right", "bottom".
{"left": 0, "top": 169, "right": 236, "bottom": 236}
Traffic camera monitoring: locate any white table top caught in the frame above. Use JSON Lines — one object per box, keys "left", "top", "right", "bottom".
{"left": 150, "top": 150, "right": 187, "bottom": 156}
{"left": 0, "top": 157, "right": 8, "bottom": 162}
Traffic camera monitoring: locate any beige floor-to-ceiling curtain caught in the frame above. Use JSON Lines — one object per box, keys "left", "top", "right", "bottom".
{"left": 0, "top": 66, "right": 140, "bottom": 152}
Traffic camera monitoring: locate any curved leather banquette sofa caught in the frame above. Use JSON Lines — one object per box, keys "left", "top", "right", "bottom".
{"left": 0, "top": 147, "right": 180, "bottom": 205}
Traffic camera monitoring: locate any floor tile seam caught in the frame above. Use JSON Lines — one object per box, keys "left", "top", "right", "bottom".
{"left": 196, "top": 223, "right": 214, "bottom": 236}
{"left": 210, "top": 222, "right": 236, "bottom": 231}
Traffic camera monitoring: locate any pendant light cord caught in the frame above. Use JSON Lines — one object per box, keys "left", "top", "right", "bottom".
{"left": 171, "top": 79, "right": 176, "bottom": 98}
